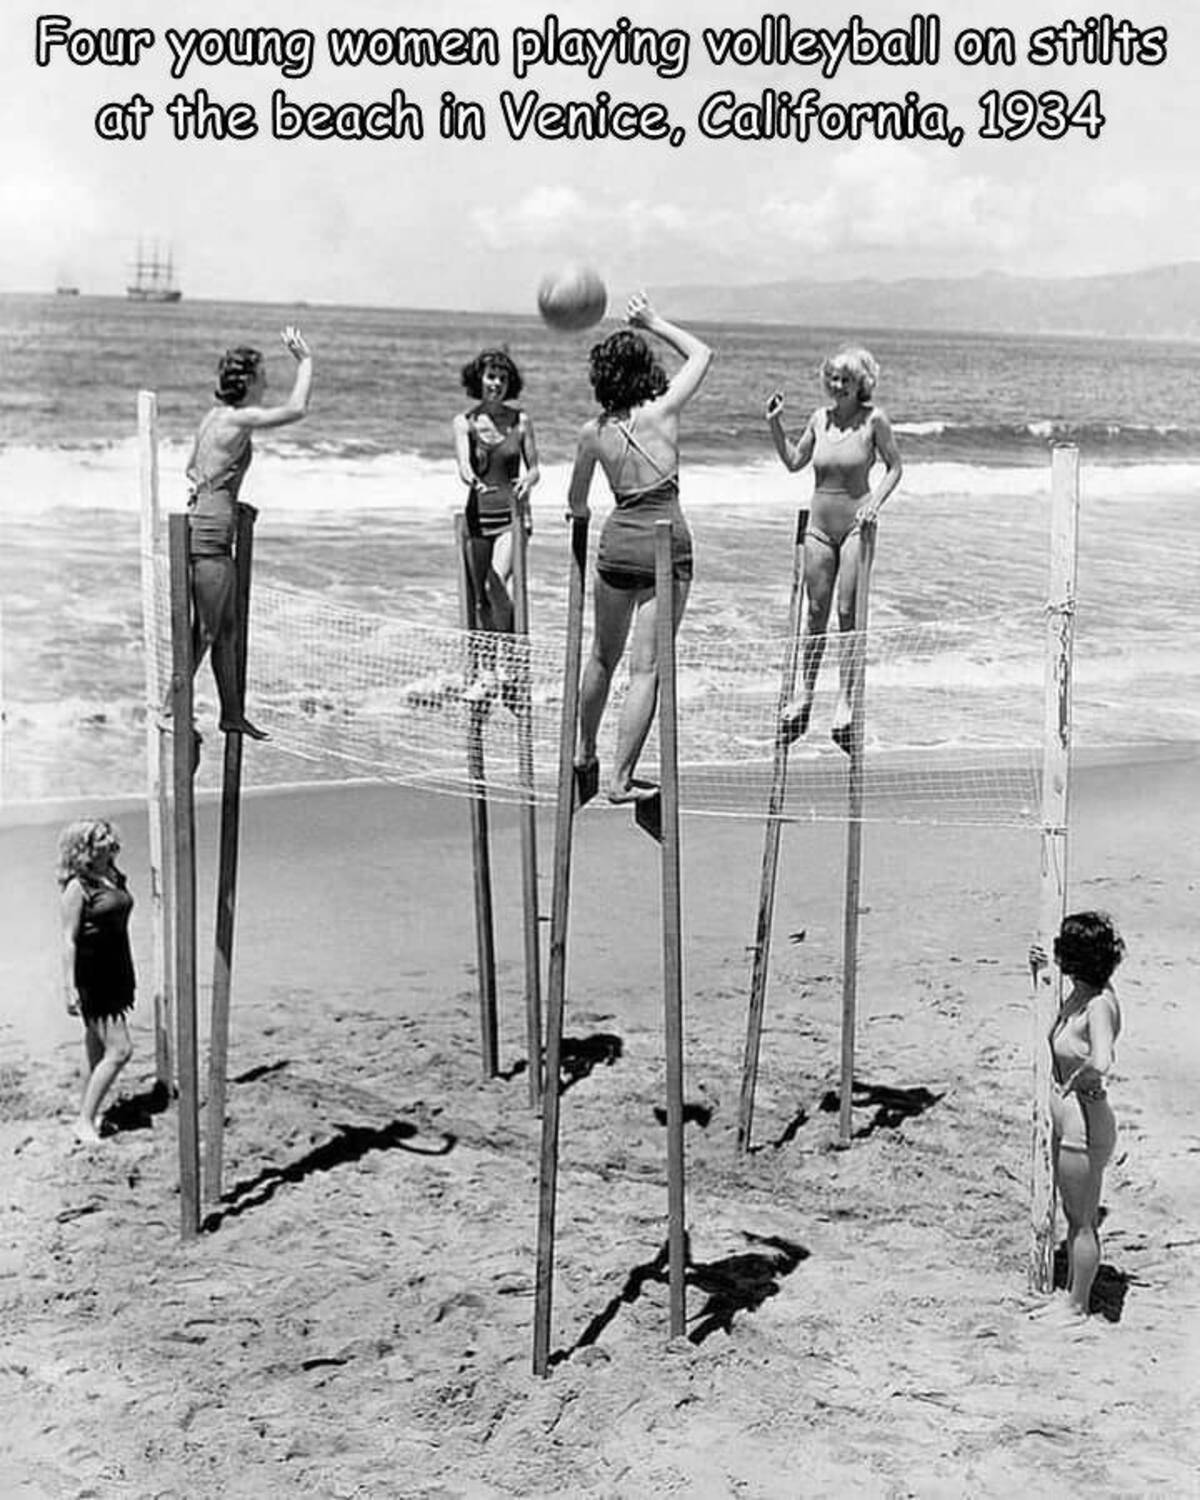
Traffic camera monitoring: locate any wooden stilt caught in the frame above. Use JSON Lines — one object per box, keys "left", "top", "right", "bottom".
{"left": 204, "top": 503, "right": 257, "bottom": 1210}
{"left": 533, "top": 515, "right": 589, "bottom": 1378}
{"left": 510, "top": 497, "right": 543, "bottom": 1110}
{"left": 837, "top": 520, "right": 877, "bottom": 1148}
{"left": 455, "top": 515, "right": 498, "bottom": 1078}
{"left": 655, "top": 521, "right": 687, "bottom": 1338}
{"left": 1030, "top": 445, "right": 1079, "bottom": 1291}
{"left": 137, "top": 391, "right": 173, "bottom": 1095}
{"left": 737, "top": 508, "right": 809, "bottom": 1154}
{"left": 168, "top": 515, "right": 200, "bottom": 1240}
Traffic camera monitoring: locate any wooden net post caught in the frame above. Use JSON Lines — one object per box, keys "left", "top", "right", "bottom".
{"left": 738, "top": 508, "right": 809, "bottom": 1153}
{"left": 510, "top": 495, "right": 543, "bottom": 1110}
{"left": 137, "top": 390, "right": 173, "bottom": 1095}
{"left": 204, "top": 503, "right": 257, "bottom": 1210}
{"left": 1029, "top": 444, "right": 1079, "bottom": 1291}
{"left": 167, "top": 514, "right": 201, "bottom": 1239}
{"left": 654, "top": 522, "right": 688, "bottom": 1338}
{"left": 837, "top": 519, "right": 877, "bottom": 1148}
{"left": 454, "top": 514, "right": 499, "bottom": 1078}
{"left": 533, "top": 515, "right": 589, "bottom": 1377}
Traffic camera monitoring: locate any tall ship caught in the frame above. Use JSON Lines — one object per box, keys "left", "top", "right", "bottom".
{"left": 127, "top": 243, "right": 182, "bottom": 303}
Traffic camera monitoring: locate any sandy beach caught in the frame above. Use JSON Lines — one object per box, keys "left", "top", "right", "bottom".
{"left": 2, "top": 744, "right": 1198, "bottom": 1497}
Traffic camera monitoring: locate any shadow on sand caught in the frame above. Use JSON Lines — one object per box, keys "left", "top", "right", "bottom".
{"left": 820, "top": 1079, "right": 945, "bottom": 1139}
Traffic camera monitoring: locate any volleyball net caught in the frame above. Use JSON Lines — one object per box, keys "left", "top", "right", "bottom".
{"left": 143, "top": 555, "right": 1041, "bottom": 829}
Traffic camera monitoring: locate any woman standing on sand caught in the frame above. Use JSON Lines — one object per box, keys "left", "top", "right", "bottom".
{"left": 569, "top": 293, "right": 713, "bottom": 806}
{"left": 187, "top": 326, "right": 313, "bottom": 742}
{"left": 764, "top": 347, "right": 902, "bottom": 751}
{"left": 1033, "top": 910, "right": 1125, "bottom": 1323}
{"left": 453, "top": 348, "right": 541, "bottom": 638}
{"left": 59, "top": 819, "right": 136, "bottom": 1143}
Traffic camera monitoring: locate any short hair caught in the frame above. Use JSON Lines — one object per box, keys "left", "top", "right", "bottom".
{"left": 1054, "top": 911, "right": 1126, "bottom": 988}
{"left": 57, "top": 818, "right": 122, "bottom": 888}
{"left": 822, "top": 347, "right": 879, "bottom": 403}
{"left": 587, "top": 330, "right": 668, "bottom": 413}
{"left": 215, "top": 346, "right": 263, "bottom": 405}
{"left": 460, "top": 348, "right": 523, "bottom": 401}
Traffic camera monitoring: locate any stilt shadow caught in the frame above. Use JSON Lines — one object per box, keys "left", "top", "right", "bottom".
{"left": 210, "top": 1118, "right": 457, "bottom": 1229}
{"left": 554, "top": 1230, "right": 809, "bottom": 1365}
{"left": 102, "top": 1080, "right": 171, "bottom": 1136}
{"left": 558, "top": 1033, "right": 624, "bottom": 1095}
{"left": 819, "top": 1079, "right": 944, "bottom": 1139}
{"left": 652, "top": 1100, "right": 714, "bottom": 1129}
{"left": 765, "top": 1107, "right": 810, "bottom": 1151}
{"left": 1052, "top": 1221, "right": 1132, "bottom": 1324}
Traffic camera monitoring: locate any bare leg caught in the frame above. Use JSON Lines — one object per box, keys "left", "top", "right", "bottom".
{"left": 782, "top": 535, "right": 837, "bottom": 740}
{"left": 77, "top": 1015, "right": 133, "bottom": 1140}
{"left": 831, "top": 530, "right": 863, "bottom": 750}
{"left": 608, "top": 578, "right": 690, "bottom": 802}
{"left": 579, "top": 577, "right": 638, "bottom": 768}
{"left": 465, "top": 534, "right": 514, "bottom": 636}
{"left": 1056, "top": 1143, "right": 1106, "bottom": 1317}
{"left": 193, "top": 557, "right": 267, "bottom": 739}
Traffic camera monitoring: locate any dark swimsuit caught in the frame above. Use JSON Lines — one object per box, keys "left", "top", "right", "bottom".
{"left": 595, "top": 414, "right": 693, "bottom": 591}
{"left": 73, "top": 874, "right": 136, "bottom": 1022}
{"left": 187, "top": 424, "right": 253, "bottom": 651}
{"left": 465, "top": 409, "right": 523, "bottom": 539}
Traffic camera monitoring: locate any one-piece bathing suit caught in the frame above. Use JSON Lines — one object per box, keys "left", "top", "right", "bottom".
{"left": 595, "top": 413, "right": 693, "bottom": 591}
{"left": 809, "top": 407, "right": 876, "bottom": 551}
{"left": 466, "top": 409, "right": 523, "bottom": 539}
{"left": 187, "top": 423, "right": 253, "bottom": 648}
{"left": 73, "top": 873, "right": 136, "bottom": 1022}
{"left": 1049, "top": 1002, "right": 1118, "bottom": 1164}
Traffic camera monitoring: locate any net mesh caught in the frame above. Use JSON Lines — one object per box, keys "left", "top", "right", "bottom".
{"left": 147, "top": 556, "right": 1041, "bottom": 829}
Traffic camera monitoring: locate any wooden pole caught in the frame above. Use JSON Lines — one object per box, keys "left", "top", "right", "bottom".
{"left": 510, "top": 497, "right": 543, "bottom": 1110}
{"left": 136, "top": 391, "right": 173, "bottom": 1095}
{"left": 168, "top": 515, "right": 201, "bottom": 1239}
{"left": 837, "top": 520, "right": 877, "bottom": 1148}
{"left": 1030, "top": 444, "right": 1079, "bottom": 1292}
{"left": 737, "top": 508, "right": 809, "bottom": 1153}
{"left": 533, "top": 515, "right": 589, "bottom": 1377}
{"left": 655, "top": 522, "right": 688, "bottom": 1338}
{"left": 204, "top": 503, "right": 257, "bottom": 1209}
{"left": 455, "top": 515, "right": 498, "bottom": 1078}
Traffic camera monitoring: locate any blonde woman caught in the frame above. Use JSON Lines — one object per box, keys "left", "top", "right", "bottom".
{"left": 59, "top": 819, "right": 136, "bottom": 1143}
{"left": 765, "top": 347, "right": 902, "bottom": 750}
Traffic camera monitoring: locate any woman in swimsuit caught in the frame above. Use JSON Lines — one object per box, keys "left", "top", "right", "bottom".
{"left": 453, "top": 348, "right": 540, "bottom": 637}
{"left": 59, "top": 819, "right": 136, "bottom": 1143}
{"left": 765, "top": 347, "right": 902, "bottom": 751}
{"left": 569, "top": 293, "right": 713, "bottom": 804}
{"left": 187, "top": 325, "right": 313, "bottom": 742}
{"left": 1033, "top": 911, "right": 1125, "bottom": 1322}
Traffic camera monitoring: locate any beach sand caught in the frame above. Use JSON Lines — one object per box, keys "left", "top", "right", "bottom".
{"left": 1, "top": 746, "right": 1198, "bottom": 1497}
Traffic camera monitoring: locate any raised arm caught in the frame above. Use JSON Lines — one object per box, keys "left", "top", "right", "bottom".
{"left": 858, "top": 408, "right": 903, "bottom": 525}
{"left": 60, "top": 879, "right": 83, "bottom": 1016}
{"left": 764, "top": 392, "right": 815, "bottom": 473}
{"left": 231, "top": 327, "right": 313, "bottom": 432}
{"left": 567, "top": 425, "right": 599, "bottom": 519}
{"left": 627, "top": 292, "right": 712, "bottom": 414}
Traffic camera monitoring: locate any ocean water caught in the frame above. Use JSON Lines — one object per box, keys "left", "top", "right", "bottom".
{"left": 1, "top": 292, "right": 1198, "bottom": 808}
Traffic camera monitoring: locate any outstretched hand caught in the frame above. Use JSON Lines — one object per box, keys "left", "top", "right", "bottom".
{"left": 1029, "top": 942, "right": 1049, "bottom": 979}
{"left": 280, "top": 325, "right": 311, "bottom": 360}
{"left": 626, "top": 291, "right": 655, "bottom": 328}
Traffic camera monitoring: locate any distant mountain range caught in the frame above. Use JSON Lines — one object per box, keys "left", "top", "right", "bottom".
{"left": 654, "top": 262, "right": 1200, "bottom": 340}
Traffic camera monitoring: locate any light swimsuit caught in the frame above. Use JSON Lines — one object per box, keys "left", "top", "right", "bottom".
{"left": 808, "top": 407, "right": 876, "bottom": 550}
{"left": 595, "top": 413, "right": 692, "bottom": 590}
{"left": 1049, "top": 1002, "right": 1118, "bottom": 1163}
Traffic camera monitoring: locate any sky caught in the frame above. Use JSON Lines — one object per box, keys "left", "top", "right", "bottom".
{"left": 2, "top": 0, "right": 1198, "bottom": 310}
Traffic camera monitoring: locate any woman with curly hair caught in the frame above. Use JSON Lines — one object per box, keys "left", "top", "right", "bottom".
{"left": 764, "top": 346, "right": 902, "bottom": 750}
{"left": 453, "top": 347, "right": 540, "bottom": 638}
{"left": 1032, "top": 911, "right": 1126, "bottom": 1323}
{"left": 187, "top": 325, "right": 313, "bottom": 743}
{"left": 58, "top": 819, "right": 136, "bottom": 1142}
{"left": 569, "top": 292, "right": 712, "bottom": 804}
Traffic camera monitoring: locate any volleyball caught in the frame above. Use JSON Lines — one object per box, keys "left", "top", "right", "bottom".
{"left": 536, "top": 265, "right": 607, "bottom": 332}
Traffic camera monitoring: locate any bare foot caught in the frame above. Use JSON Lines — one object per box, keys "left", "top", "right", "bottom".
{"left": 220, "top": 718, "right": 270, "bottom": 741}
{"left": 779, "top": 696, "right": 813, "bottom": 745}
{"left": 72, "top": 1118, "right": 102, "bottom": 1144}
{"left": 606, "top": 779, "right": 660, "bottom": 805}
